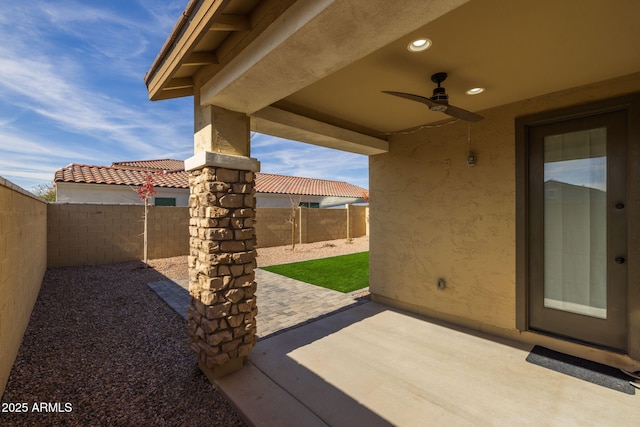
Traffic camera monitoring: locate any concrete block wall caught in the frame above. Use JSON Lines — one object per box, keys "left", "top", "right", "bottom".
{"left": 348, "top": 205, "right": 368, "bottom": 239}
{"left": 148, "top": 206, "right": 190, "bottom": 259}
{"left": 255, "top": 206, "right": 368, "bottom": 248}
{"left": 46, "top": 204, "right": 367, "bottom": 267}
{"left": 302, "top": 208, "right": 347, "bottom": 243}
{"left": 254, "top": 208, "right": 293, "bottom": 248}
{"left": 0, "top": 178, "right": 47, "bottom": 397}
{"left": 47, "top": 204, "right": 189, "bottom": 268}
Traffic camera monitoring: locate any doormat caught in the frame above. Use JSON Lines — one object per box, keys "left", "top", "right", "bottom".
{"left": 526, "top": 346, "right": 635, "bottom": 395}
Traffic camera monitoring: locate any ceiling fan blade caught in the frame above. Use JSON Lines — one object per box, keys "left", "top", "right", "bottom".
{"left": 382, "top": 91, "right": 438, "bottom": 109}
{"left": 442, "top": 104, "right": 484, "bottom": 122}
{"left": 383, "top": 90, "right": 483, "bottom": 122}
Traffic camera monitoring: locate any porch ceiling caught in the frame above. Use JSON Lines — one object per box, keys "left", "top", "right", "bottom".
{"left": 146, "top": 0, "right": 640, "bottom": 147}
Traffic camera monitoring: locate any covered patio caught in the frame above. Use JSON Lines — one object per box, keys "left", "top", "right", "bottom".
{"left": 3, "top": 255, "right": 636, "bottom": 425}
{"left": 218, "top": 301, "right": 638, "bottom": 426}
{"left": 144, "top": 0, "right": 640, "bottom": 417}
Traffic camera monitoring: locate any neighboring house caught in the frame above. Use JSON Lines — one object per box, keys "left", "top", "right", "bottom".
{"left": 145, "top": 0, "right": 640, "bottom": 375}
{"left": 54, "top": 160, "right": 189, "bottom": 206}
{"left": 254, "top": 173, "right": 367, "bottom": 208}
{"left": 54, "top": 160, "right": 368, "bottom": 208}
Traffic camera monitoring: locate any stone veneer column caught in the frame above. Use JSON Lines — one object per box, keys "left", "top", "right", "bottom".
{"left": 186, "top": 152, "right": 260, "bottom": 380}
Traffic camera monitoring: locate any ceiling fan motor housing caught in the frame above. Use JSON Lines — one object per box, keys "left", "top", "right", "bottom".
{"left": 430, "top": 86, "right": 449, "bottom": 111}
{"left": 382, "top": 70, "right": 484, "bottom": 121}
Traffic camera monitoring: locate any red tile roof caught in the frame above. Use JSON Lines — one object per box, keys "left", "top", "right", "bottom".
{"left": 54, "top": 164, "right": 187, "bottom": 189}
{"left": 255, "top": 173, "right": 368, "bottom": 198}
{"left": 112, "top": 159, "right": 184, "bottom": 171}
{"left": 54, "top": 160, "right": 368, "bottom": 198}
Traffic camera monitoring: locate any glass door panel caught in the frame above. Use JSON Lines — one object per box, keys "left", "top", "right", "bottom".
{"left": 543, "top": 128, "right": 607, "bottom": 319}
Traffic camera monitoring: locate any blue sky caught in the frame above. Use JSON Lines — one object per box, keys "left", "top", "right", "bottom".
{"left": 0, "top": 1, "right": 369, "bottom": 192}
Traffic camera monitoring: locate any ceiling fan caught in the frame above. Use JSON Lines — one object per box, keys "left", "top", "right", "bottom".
{"left": 383, "top": 72, "right": 484, "bottom": 122}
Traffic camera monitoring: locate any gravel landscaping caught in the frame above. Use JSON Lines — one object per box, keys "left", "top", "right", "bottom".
{"left": 1, "top": 236, "right": 368, "bottom": 426}
{"left": 1, "top": 263, "right": 245, "bottom": 426}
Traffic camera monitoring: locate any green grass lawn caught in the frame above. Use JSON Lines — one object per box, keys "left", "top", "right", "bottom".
{"left": 262, "top": 252, "right": 369, "bottom": 293}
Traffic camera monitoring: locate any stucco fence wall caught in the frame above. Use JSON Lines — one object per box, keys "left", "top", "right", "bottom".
{"left": 0, "top": 178, "right": 47, "bottom": 396}
{"left": 48, "top": 204, "right": 368, "bottom": 268}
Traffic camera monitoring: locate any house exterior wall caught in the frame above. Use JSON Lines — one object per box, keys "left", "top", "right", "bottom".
{"left": 58, "top": 182, "right": 363, "bottom": 208}
{"left": 56, "top": 182, "right": 190, "bottom": 206}
{"left": 255, "top": 193, "right": 364, "bottom": 208}
{"left": 47, "top": 204, "right": 189, "bottom": 267}
{"left": 0, "top": 178, "right": 47, "bottom": 396}
{"left": 369, "top": 73, "right": 640, "bottom": 363}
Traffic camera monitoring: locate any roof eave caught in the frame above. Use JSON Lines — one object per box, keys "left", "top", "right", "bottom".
{"left": 145, "top": 0, "right": 229, "bottom": 101}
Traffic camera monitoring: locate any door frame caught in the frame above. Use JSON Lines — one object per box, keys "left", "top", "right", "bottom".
{"left": 515, "top": 93, "right": 640, "bottom": 359}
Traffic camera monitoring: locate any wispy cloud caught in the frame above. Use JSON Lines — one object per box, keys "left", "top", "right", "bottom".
{"left": 0, "top": 125, "right": 102, "bottom": 185}
{"left": 252, "top": 134, "right": 369, "bottom": 188}
{"left": 0, "top": 1, "right": 369, "bottom": 192}
{"left": 0, "top": 44, "right": 192, "bottom": 157}
{"left": 0, "top": 1, "right": 194, "bottom": 190}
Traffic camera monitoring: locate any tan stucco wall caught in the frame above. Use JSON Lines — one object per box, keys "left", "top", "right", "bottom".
{"left": 370, "top": 73, "right": 640, "bottom": 338}
{"left": 0, "top": 178, "right": 47, "bottom": 396}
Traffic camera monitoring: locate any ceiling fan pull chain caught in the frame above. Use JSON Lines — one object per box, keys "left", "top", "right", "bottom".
{"left": 467, "top": 121, "right": 477, "bottom": 166}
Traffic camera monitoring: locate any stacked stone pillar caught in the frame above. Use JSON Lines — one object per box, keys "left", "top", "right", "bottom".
{"left": 187, "top": 154, "right": 259, "bottom": 380}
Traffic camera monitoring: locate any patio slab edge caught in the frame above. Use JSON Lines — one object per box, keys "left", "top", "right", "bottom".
{"left": 214, "top": 362, "right": 328, "bottom": 427}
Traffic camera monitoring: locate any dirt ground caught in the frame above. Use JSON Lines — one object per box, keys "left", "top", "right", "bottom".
{"left": 147, "top": 235, "right": 369, "bottom": 281}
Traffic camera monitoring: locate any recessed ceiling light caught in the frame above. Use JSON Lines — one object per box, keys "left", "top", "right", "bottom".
{"left": 466, "top": 87, "right": 485, "bottom": 95}
{"left": 407, "top": 38, "right": 432, "bottom": 52}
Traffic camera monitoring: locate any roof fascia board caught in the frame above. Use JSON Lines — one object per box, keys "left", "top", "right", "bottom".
{"left": 147, "top": 0, "right": 231, "bottom": 100}
{"left": 200, "top": 0, "right": 470, "bottom": 114}
{"left": 251, "top": 107, "right": 388, "bottom": 156}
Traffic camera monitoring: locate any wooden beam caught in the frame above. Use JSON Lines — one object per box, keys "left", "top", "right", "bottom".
{"left": 184, "top": 52, "right": 219, "bottom": 66}
{"left": 209, "top": 14, "right": 250, "bottom": 31}
{"left": 164, "top": 77, "right": 194, "bottom": 90}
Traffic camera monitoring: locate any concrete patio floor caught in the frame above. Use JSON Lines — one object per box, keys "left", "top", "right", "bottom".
{"left": 215, "top": 302, "right": 639, "bottom": 427}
